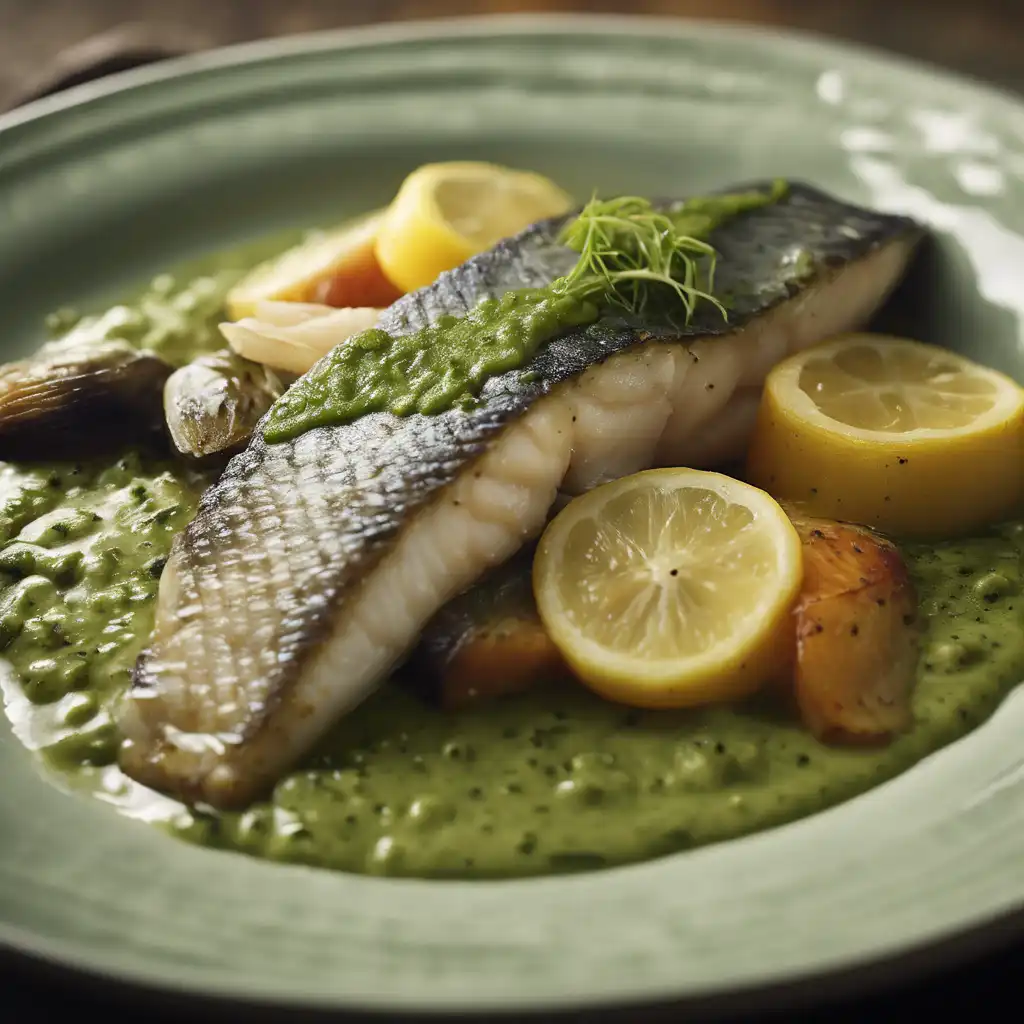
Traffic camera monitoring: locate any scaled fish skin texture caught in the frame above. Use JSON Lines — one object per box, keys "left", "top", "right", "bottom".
{"left": 118, "top": 183, "right": 924, "bottom": 808}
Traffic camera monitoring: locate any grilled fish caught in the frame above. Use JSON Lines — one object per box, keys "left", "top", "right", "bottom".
{"left": 118, "top": 183, "right": 923, "bottom": 808}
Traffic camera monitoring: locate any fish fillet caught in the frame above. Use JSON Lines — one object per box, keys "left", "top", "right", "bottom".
{"left": 119, "top": 183, "right": 923, "bottom": 808}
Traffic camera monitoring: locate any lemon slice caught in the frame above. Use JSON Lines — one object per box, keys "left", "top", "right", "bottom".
{"left": 226, "top": 211, "right": 399, "bottom": 320}
{"left": 745, "top": 334, "right": 1024, "bottom": 539}
{"left": 375, "top": 162, "right": 573, "bottom": 293}
{"left": 533, "top": 469, "right": 802, "bottom": 709}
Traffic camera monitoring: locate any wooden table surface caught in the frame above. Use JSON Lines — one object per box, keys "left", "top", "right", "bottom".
{"left": 2, "top": 0, "right": 1024, "bottom": 1022}
{"left": 2, "top": 0, "right": 1024, "bottom": 109}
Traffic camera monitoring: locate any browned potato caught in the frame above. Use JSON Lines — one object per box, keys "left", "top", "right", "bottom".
{"left": 787, "top": 510, "right": 919, "bottom": 743}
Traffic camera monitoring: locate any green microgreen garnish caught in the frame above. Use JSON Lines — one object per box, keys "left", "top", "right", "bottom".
{"left": 553, "top": 180, "right": 788, "bottom": 324}
{"left": 555, "top": 195, "right": 725, "bottom": 323}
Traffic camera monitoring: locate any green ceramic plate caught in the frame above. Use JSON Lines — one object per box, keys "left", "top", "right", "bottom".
{"left": 2, "top": 13, "right": 1024, "bottom": 1018}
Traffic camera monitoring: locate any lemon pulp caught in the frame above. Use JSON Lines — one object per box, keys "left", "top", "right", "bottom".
{"left": 533, "top": 469, "right": 803, "bottom": 709}
{"left": 746, "top": 334, "right": 1024, "bottom": 539}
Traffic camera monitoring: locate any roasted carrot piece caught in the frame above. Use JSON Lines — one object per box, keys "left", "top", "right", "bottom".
{"left": 432, "top": 622, "right": 566, "bottom": 710}
{"left": 411, "top": 547, "right": 567, "bottom": 710}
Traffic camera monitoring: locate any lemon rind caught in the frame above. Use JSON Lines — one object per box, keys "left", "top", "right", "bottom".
{"left": 774, "top": 335, "right": 1024, "bottom": 444}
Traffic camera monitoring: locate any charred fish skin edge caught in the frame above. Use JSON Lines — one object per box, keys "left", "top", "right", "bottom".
{"left": 119, "top": 182, "right": 924, "bottom": 809}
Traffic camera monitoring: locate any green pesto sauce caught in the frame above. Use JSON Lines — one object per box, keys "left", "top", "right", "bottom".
{"left": 263, "top": 186, "right": 784, "bottom": 443}
{"left": 2, "top": 240, "right": 1024, "bottom": 881}
{"left": 264, "top": 291, "right": 599, "bottom": 441}
{"left": 1, "top": 453, "right": 1021, "bottom": 878}
{"left": 167, "top": 528, "right": 1024, "bottom": 875}
{"left": 0, "top": 456, "right": 212, "bottom": 769}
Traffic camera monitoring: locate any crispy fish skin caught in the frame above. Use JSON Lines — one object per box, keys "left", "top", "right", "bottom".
{"left": 119, "top": 183, "right": 924, "bottom": 808}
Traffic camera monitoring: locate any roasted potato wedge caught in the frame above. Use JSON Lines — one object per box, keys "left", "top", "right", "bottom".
{"left": 787, "top": 509, "right": 919, "bottom": 743}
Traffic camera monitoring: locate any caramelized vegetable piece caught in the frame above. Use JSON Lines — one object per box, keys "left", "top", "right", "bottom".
{"left": 220, "top": 302, "right": 383, "bottom": 376}
{"left": 225, "top": 212, "right": 402, "bottom": 319}
{"left": 412, "top": 547, "right": 567, "bottom": 709}
{"left": 788, "top": 511, "right": 919, "bottom": 742}
{"left": 0, "top": 338, "right": 173, "bottom": 456}
{"left": 163, "top": 350, "right": 287, "bottom": 459}
{"left": 311, "top": 252, "right": 403, "bottom": 309}
{"left": 434, "top": 624, "right": 564, "bottom": 710}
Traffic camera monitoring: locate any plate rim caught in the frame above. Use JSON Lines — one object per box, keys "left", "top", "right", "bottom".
{"left": 2, "top": 899, "right": 1022, "bottom": 1022}
{"left": 2, "top": 11, "right": 1024, "bottom": 1017}
{"left": 3, "top": 11, "right": 1024, "bottom": 143}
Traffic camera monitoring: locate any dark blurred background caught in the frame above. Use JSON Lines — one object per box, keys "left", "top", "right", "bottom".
{"left": 2, "top": 0, "right": 1024, "bottom": 110}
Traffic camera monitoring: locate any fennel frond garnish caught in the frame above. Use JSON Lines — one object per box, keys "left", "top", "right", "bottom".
{"left": 554, "top": 181, "right": 787, "bottom": 323}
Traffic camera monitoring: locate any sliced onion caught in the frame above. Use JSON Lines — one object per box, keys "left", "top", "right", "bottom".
{"left": 220, "top": 303, "right": 383, "bottom": 375}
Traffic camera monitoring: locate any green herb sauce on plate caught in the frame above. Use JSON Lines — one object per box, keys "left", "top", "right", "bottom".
{"left": 2, "top": 242, "right": 1023, "bottom": 880}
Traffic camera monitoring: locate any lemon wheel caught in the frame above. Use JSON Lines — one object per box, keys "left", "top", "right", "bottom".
{"left": 374, "top": 162, "right": 573, "bottom": 293}
{"left": 745, "top": 334, "right": 1024, "bottom": 539}
{"left": 532, "top": 469, "right": 803, "bottom": 709}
